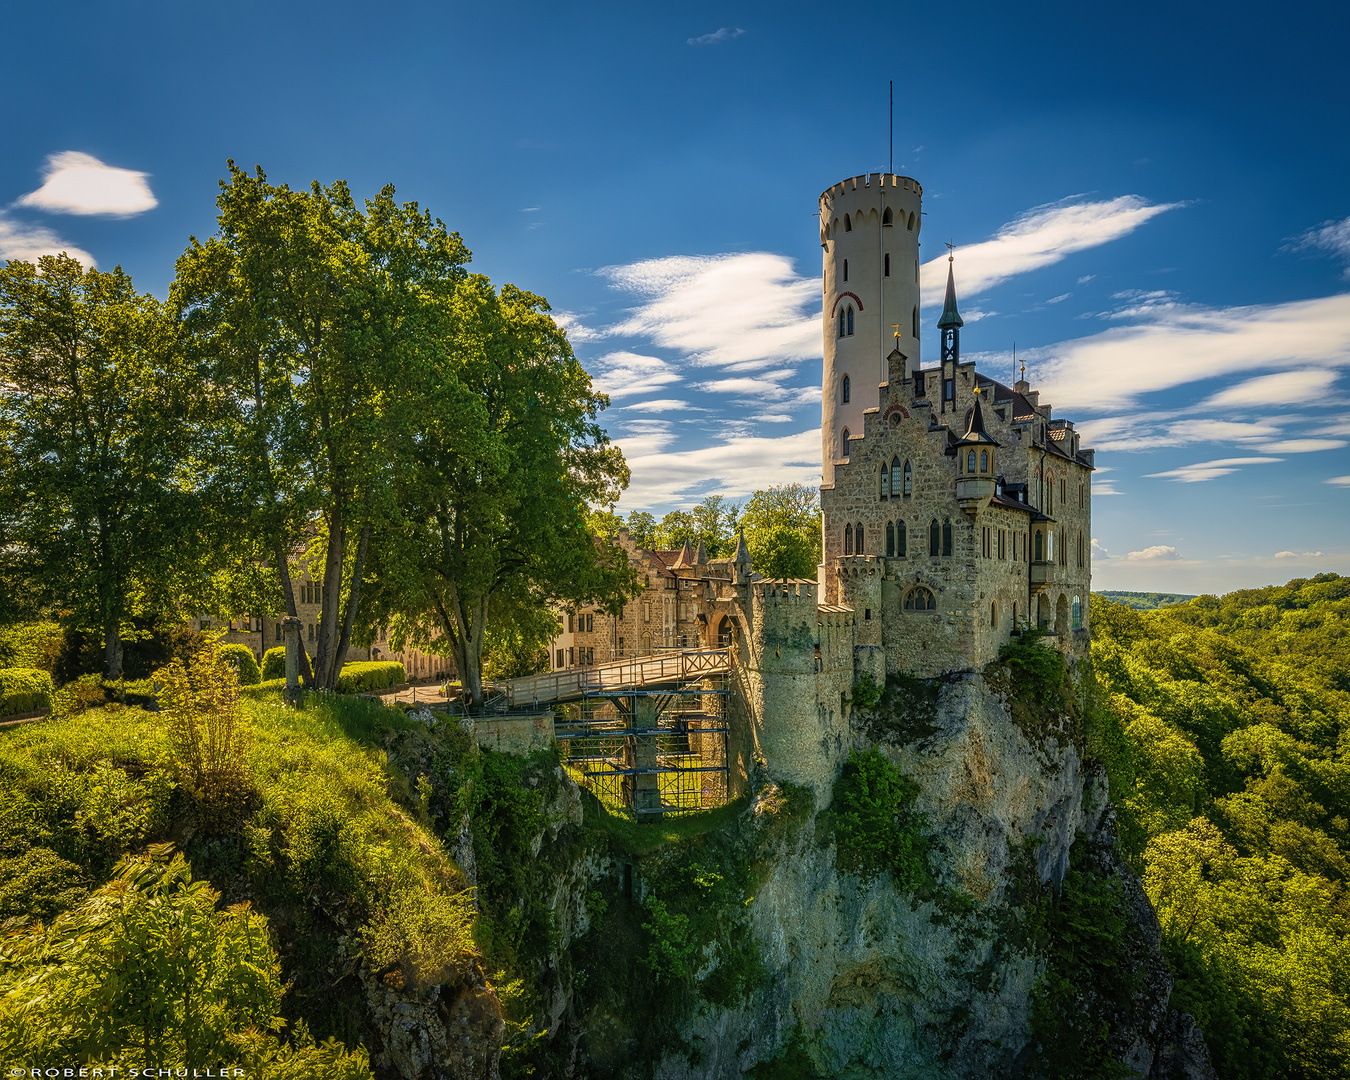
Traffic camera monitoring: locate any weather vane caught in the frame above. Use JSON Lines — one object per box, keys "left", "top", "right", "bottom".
{"left": 891, "top": 322, "right": 901, "bottom": 340}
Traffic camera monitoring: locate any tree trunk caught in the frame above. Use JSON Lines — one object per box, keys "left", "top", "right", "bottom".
{"left": 274, "top": 539, "right": 315, "bottom": 687}
{"left": 314, "top": 509, "right": 346, "bottom": 688}
{"left": 103, "top": 616, "right": 123, "bottom": 681}
{"left": 335, "top": 521, "right": 369, "bottom": 673}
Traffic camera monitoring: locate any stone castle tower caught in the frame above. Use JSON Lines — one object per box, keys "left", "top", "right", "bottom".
{"left": 820, "top": 174, "right": 924, "bottom": 487}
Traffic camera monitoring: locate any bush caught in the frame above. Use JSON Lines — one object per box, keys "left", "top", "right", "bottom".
{"left": 219, "top": 643, "right": 261, "bottom": 686}
{"left": 0, "top": 622, "right": 63, "bottom": 672}
{"left": 261, "top": 646, "right": 287, "bottom": 681}
{"left": 822, "top": 749, "right": 928, "bottom": 887}
{"left": 0, "top": 847, "right": 88, "bottom": 921}
{"left": 0, "top": 667, "right": 54, "bottom": 718}
{"left": 241, "top": 677, "right": 287, "bottom": 699}
{"left": 336, "top": 661, "right": 406, "bottom": 694}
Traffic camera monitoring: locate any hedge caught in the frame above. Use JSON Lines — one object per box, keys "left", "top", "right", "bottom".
{"left": 240, "top": 678, "right": 287, "bottom": 699}
{"left": 0, "top": 623, "right": 63, "bottom": 673}
{"left": 337, "top": 662, "right": 406, "bottom": 694}
{"left": 0, "top": 667, "right": 54, "bottom": 718}
{"left": 261, "top": 646, "right": 286, "bottom": 681}
{"left": 218, "top": 643, "right": 261, "bottom": 686}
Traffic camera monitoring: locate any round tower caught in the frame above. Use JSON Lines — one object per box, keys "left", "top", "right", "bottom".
{"left": 820, "top": 173, "right": 923, "bottom": 487}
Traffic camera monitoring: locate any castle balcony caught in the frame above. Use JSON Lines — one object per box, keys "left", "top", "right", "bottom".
{"left": 955, "top": 475, "right": 996, "bottom": 515}
{"left": 1029, "top": 560, "right": 1052, "bottom": 593}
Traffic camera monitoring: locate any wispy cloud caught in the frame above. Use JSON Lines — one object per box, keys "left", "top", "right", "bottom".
{"left": 1287, "top": 215, "right": 1350, "bottom": 275}
{"left": 617, "top": 428, "right": 819, "bottom": 509}
{"left": 1033, "top": 293, "right": 1350, "bottom": 413}
{"left": 601, "top": 253, "right": 818, "bottom": 372}
{"left": 1124, "top": 544, "right": 1182, "bottom": 561}
{"left": 920, "top": 196, "right": 1180, "bottom": 306}
{"left": 1145, "top": 457, "right": 1282, "bottom": 483}
{"left": 1327, "top": 476, "right": 1350, "bottom": 487}
{"left": 16, "top": 151, "right": 157, "bottom": 217}
{"left": 620, "top": 398, "right": 707, "bottom": 413}
{"left": 1201, "top": 368, "right": 1339, "bottom": 409}
{"left": 0, "top": 213, "right": 94, "bottom": 266}
{"left": 589, "top": 351, "right": 682, "bottom": 399}
{"left": 1274, "top": 550, "right": 1324, "bottom": 558}
{"left": 688, "top": 26, "right": 744, "bottom": 45}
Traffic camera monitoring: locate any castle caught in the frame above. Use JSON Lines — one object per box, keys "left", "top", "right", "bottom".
{"left": 549, "top": 172, "right": 1096, "bottom": 800}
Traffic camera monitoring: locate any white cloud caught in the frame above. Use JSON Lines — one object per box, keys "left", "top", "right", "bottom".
{"left": 616, "top": 428, "right": 820, "bottom": 509}
{"left": 1327, "top": 475, "right": 1350, "bottom": 487}
{"left": 688, "top": 26, "right": 744, "bottom": 45}
{"left": 1046, "top": 293, "right": 1071, "bottom": 305}
{"left": 1124, "top": 545, "right": 1181, "bottom": 561}
{"left": 1091, "top": 538, "right": 1110, "bottom": 557}
{"left": 1075, "top": 413, "right": 1282, "bottom": 454}
{"left": 620, "top": 398, "right": 706, "bottom": 413}
{"left": 748, "top": 413, "right": 794, "bottom": 423}
{"left": 589, "top": 351, "right": 682, "bottom": 399}
{"left": 1288, "top": 215, "right": 1350, "bottom": 274}
{"left": 1145, "top": 457, "right": 1282, "bottom": 483}
{"left": 920, "top": 196, "right": 1179, "bottom": 307}
{"left": 1034, "top": 293, "right": 1350, "bottom": 413}
{"left": 1274, "top": 550, "right": 1324, "bottom": 559}
{"left": 1256, "top": 438, "right": 1347, "bottom": 453}
{"left": 0, "top": 212, "right": 94, "bottom": 267}
{"left": 1077, "top": 275, "right": 1096, "bottom": 285}
{"left": 1201, "top": 368, "right": 1339, "bottom": 409}
{"left": 601, "top": 253, "right": 818, "bottom": 372}
{"left": 16, "top": 151, "right": 157, "bottom": 217}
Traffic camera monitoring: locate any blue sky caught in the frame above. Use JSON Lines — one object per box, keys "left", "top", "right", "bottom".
{"left": 4, "top": 0, "right": 1348, "bottom": 593}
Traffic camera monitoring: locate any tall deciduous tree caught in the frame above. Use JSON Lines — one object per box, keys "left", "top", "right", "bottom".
{"left": 0, "top": 256, "right": 201, "bottom": 677}
{"left": 172, "top": 164, "right": 470, "bottom": 689}
{"left": 368, "top": 278, "right": 635, "bottom": 700}
{"left": 740, "top": 483, "right": 822, "bottom": 579}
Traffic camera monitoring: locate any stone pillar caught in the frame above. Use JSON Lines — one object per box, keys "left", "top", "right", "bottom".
{"left": 283, "top": 617, "right": 302, "bottom": 706}
{"left": 631, "top": 696, "right": 660, "bottom": 816}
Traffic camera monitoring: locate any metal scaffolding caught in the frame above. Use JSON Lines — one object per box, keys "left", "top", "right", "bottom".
{"left": 557, "top": 672, "right": 730, "bottom": 818}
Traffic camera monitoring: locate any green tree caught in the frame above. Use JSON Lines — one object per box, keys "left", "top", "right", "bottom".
{"left": 625, "top": 510, "right": 657, "bottom": 549}
{"left": 0, "top": 255, "right": 203, "bottom": 678}
{"left": 367, "top": 278, "right": 635, "bottom": 700}
{"left": 173, "top": 163, "right": 470, "bottom": 689}
{"left": 740, "top": 483, "right": 821, "bottom": 576}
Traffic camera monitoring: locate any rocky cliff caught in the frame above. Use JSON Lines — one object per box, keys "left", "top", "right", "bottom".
{"left": 378, "top": 666, "right": 1215, "bottom": 1080}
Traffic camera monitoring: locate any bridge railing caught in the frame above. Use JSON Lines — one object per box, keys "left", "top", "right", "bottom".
{"left": 490, "top": 649, "right": 731, "bottom": 707}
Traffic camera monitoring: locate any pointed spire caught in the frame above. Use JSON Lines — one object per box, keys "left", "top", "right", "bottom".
{"left": 937, "top": 254, "right": 964, "bottom": 330}
{"left": 735, "top": 529, "right": 751, "bottom": 564}
{"left": 957, "top": 386, "right": 999, "bottom": 446}
{"left": 694, "top": 539, "right": 708, "bottom": 565}
{"left": 672, "top": 539, "right": 694, "bottom": 569}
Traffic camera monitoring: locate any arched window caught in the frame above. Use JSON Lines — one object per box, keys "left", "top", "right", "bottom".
{"left": 1078, "top": 532, "right": 1084, "bottom": 567}
{"left": 902, "top": 459, "right": 912, "bottom": 496}
{"left": 841, "top": 428, "right": 850, "bottom": 459}
{"left": 842, "top": 374, "right": 850, "bottom": 403}
{"left": 883, "top": 206, "right": 893, "bottom": 225}
{"left": 844, "top": 523, "right": 853, "bottom": 556}
{"left": 843, "top": 259, "right": 848, "bottom": 282}
{"left": 903, "top": 586, "right": 936, "bottom": 611}
{"left": 929, "top": 519, "right": 940, "bottom": 556}
{"left": 1047, "top": 530, "right": 1055, "bottom": 562}
{"left": 855, "top": 522, "right": 864, "bottom": 553}
{"left": 942, "top": 519, "right": 953, "bottom": 556}
{"left": 912, "top": 305, "right": 919, "bottom": 337}
{"left": 967, "top": 450, "right": 976, "bottom": 472}
{"left": 990, "top": 601, "right": 998, "bottom": 627}
{"left": 1034, "top": 530, "right": 1044, "bottom": 561}
{"left": 884, "top": 253, "right": 891, "bottom": 277}
{"left": 1072, "top": 595, "right": 1083, "bottom": 631}
{"left": 980, "top": 450, "right": 988, "bottom": 472}
{"left": 844, "top": 213, "right": 852, "bottom": 232}
{"left": 907, "top": 211, "right": 915, "bottom": 230}
{"left": 847, "top": 306, "right": 854, "bottom": 335}
{"left": 838, "top": 310, "right": 846, "bottom": 338}
{"left": 886, "top": 521, "right": 895, "bottom": 556}
{"left": 880, "top": 460, "right": 889, "bottom": 498}
{"left": 897, "top": 520, "right": 907, "bottom": 556}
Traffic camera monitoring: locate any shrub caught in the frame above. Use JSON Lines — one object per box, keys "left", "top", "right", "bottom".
{"left": 159, "top": 644, "right": 256, "bottom": 835}
{"left": 261, "top": 646, "right": 287, "bottom": 681}
{"left": 0, "top": 622, "right": 63, "bottom": 672}
{"left": 336, "top": 661, "right": 406, "bottom": 694}
{"left": 361, "top": 885, "right": 476, "bottom": 991}
{"left": 240, "top": 678, "right": 287, "bottom": 699}
{"left": 0, "top": 667, "right": 54, "bottom": 718}
{"left": 0, "top": 847, "right": 88, "bottom": 920}
{"left": 219, "top": 643, "right": 261, "bottom": 686}
{"left": 823, "top": 749, "right": 928, "bottom": 887}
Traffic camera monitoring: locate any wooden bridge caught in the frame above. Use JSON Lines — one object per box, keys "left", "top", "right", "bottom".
{"left": 487, "top": 649, "right": 731, "bottom": 708}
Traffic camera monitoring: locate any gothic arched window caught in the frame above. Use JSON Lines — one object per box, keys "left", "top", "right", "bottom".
{"left": 902, "top": 459, "right": 912, "bottom": 497}
{"left": 843, "top": 259, "right": 849, "bottom": 282}
{"left": 1035, "top": 530, "right": 1044, "bottom": 561}
{"left": 942, "top": 519, "right": 953, "bottom": 556}
{"left": 839, "top": 310, "right": 846, "bottom": 338}
{"left": 844, "top": 213, "right": 852, "bottom": 232}
{"left": 844, "top": 523, "right": 853, "bottom": 556}
{"left": 883, "top": 206, "right": 893, "bottom": 226}
{"left": 842, "top": 374, "right": 850, "bottom": 403}
{"left": 855, "top": 522, "right": 865, "bottom": 553}
{"left": 1072, "top": 595, "right": 1083, "bottom": 631}
{"left": 897, "top": 520, "right": 907, "bottom": 556}
{"left": 929, "top": 519, "right": 940, "bottom": 556}
{"left": 884, "top": 253, "right": 891, "bottom": 277}
{"left": 907, "top": 211, "right": 915, "bottom": 230}
{"left": 880, "top": 460, "right": 889, "bottom": 499}
{"left": 847, "top": 306, "right": 854, "bottom": 336}
{"left": 967, "top": 450, "right": 976, "bottom": 472}
{"left": 841, "top": 428, "right": 850, "bottom": 459}
{"left": 886, "top": 521, "right": 895, "bottom": 556}
{"left": 980, "top": 450, "right": 988, "bottom": 472}
{"left": 912, "top": 305, "right": 919, "bottom": 337}
{"left": 903, "top": 586, "right": 936, "bottom": 611}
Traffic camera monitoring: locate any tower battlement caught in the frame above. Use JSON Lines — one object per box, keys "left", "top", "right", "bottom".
{"left": 753, "top": 579, "right": 817, "bottom": 604}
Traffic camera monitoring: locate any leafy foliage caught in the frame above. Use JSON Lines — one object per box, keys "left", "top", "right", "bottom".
{"left": 261, "top": 645, "right": 287, "bottom": 680}
{"left": 219, "top": 642, "right": 262, "bottom": 686}
{"left": 740, "top": 483, "right": 822, "bottom": 578}
{"left": 0, "top": 666, "right": 54, "bottom": 716}
{"left": 334, "top": 660, "right": 405, "bottom": 693}
{"left": 1090, "top": 576, "right": 1350, "bottom": 1079}
{"left": 822, "top": 750, "right": 928, "bottom": 887}
{"left": 0, "top": 621, "right": 63, "bottom": 672}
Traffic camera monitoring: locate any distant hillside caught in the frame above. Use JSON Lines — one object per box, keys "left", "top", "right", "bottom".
{"left": 1095, "top": 590, "right": 1197, "bottom": 611}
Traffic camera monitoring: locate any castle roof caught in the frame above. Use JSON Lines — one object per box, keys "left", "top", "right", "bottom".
{"left": 937, "top": 257, "right": 964, "bottom": 330}
{"left": 956, "top": 394, "right": 999, "bottom": 448}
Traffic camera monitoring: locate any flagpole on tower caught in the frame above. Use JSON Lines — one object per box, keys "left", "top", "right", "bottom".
{"left": 889, "top": 80, "right": 893, "bottom": 174}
